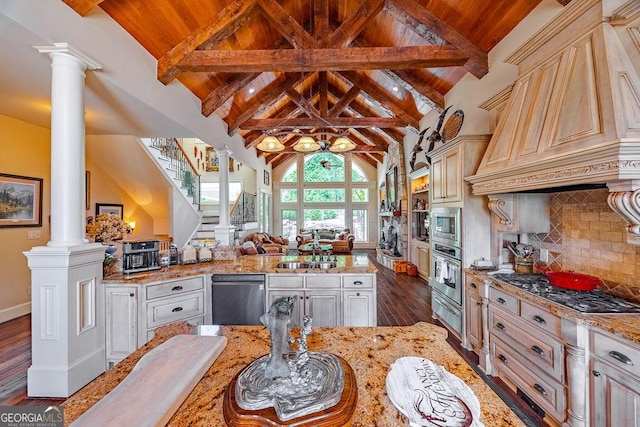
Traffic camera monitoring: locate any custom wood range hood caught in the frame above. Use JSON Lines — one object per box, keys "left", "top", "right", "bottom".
{"left": 466, "top": 0, "right": 640, "bottom": 244}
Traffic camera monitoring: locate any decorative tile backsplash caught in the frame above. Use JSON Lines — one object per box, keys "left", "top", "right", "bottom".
{"left": 530, "top": 188, "right": 640, "bottom": 303}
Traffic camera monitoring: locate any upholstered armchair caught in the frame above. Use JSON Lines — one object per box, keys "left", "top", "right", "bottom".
{"left": 296, "top": 228, "right": 355, "bottom": 254}
{"left": 236, "top": 232, "right": 289, "bottom": 256}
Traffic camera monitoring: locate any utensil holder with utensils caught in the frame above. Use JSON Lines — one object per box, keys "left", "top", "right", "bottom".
{"left": 515, "top": 256, "right": 533, "bottom": 274}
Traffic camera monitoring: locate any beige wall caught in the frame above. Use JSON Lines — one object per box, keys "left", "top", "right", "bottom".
{"left": 0, "top": 115, "right": 50, "bottom": 321}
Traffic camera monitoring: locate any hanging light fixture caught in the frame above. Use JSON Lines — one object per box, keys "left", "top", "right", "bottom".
{"left": 256, "top": 135, "right": 285, "bottom": 152}
{"left": 293, "top": 136, "right": 321, "bottom": 152}
{"left": 329, "top": 136, "right": 356, "bottom": 152}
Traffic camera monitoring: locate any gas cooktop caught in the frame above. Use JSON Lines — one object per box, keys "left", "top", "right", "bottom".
{"left": 491, "top": 273, "right": 640, "bottom": 314}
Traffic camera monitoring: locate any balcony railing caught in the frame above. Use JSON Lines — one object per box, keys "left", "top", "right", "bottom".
{"left": 150, "top": 137, "right": 200, "bottom": 210}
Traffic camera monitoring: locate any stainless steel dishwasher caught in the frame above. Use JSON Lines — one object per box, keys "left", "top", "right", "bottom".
{"left": 211, "top": 274, "right": 265, "bottom": 325}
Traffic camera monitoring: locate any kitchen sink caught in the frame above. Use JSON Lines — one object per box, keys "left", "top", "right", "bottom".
{"left": 275, "top": 261, "right": 337, "bottom": 269}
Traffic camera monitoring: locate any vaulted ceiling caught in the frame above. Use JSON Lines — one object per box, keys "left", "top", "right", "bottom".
{"left": 62, "top": 0, "right": 570, "bottom": 169}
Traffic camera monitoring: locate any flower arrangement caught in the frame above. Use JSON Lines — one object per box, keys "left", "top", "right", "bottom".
{"left": 87, "top": 213, "right": 132, "bottom": 242}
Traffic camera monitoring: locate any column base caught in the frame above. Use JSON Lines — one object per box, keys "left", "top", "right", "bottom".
{"left": 214, "top": 225, "right": 236, "bottom": 246}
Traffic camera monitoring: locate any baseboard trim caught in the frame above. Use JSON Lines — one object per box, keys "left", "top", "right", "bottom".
{"left": 0, "top": 302, "right": 31, "bottom": 324}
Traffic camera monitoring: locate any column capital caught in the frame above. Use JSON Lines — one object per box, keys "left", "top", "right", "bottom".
{"left": 34, "top": 42, "right": 101, "bottom": 70}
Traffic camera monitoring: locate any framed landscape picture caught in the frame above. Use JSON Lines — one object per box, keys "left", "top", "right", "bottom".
{"left": 0, "top": 173, "right": 43, "bottom": 228}
{"left": 96, "top": 203, "right": 123, "bottom": 219}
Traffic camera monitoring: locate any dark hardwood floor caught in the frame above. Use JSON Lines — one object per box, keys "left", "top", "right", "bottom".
{"left": 0, "top": 249, "right": 546, "bottom": 425}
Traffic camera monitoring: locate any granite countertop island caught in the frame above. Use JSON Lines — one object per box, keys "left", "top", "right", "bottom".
{"left": 62, "top": 322, "right": 525, "bottom": 426}
{"left": 103, "top": 254, "right": 377, "bottom": 284}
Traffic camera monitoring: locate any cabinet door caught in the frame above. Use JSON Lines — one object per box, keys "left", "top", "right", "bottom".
{"left": 592, "top": 359, "right": 640, "bottom": 427}
{"left": 431, "top": 156, "right": 444, "bottom": 201}
{"left": 105, "top": 286, "right": 138, "bottom": 363}
{"left": 343, "top": 290, "right": 374, "bottom": 326}
{"left": 267, "top": 290, "right": 304, "bottom": 326}
{"left": 305, "top": 290, "right": 341, "bottom": 327}
{"left": 417, "top": 246, "right": 430, "bottom": 278}
{"left": 465, "top": 287, "right": 482, "bottom": 352}
{"left": 443, "top": 146, "right": 461, "bottom": 202}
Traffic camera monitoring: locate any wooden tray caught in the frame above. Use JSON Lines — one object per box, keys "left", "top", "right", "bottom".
{"left": 224, "top": 355, "right": 357, "bottom": 427}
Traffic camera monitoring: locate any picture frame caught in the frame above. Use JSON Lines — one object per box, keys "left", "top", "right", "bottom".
{"left": 206, "top": 147, "right": 234, "bottom": 172}
{"left": 264, "top": 170, "right": 270, "bottom": 186}
{"left": 96, "top": 203, "right": 123, "bottom": 219}
{"left": 0, "top": 173, "right": 43, "bottom": 228}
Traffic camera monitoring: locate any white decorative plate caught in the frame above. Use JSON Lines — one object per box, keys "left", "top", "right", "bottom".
{"left": 386, "top": 357, "right": 484, "bottom": 427}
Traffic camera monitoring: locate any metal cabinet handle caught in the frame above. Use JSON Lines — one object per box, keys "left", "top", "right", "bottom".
{"left": 496, "top": 322, "right": 506, "bottom": 331}
{"left": 609, "top": 351, "right": 634, "bottom": 366}
{"left": 129, "top": 293, "right": 134, "bottom": 297}
{"left": 592, "top": 370, "right": 601, "bottom": 377}
{"left": 353, "top": 281, "right": 363, "bottom": 286}
{"left": 497, "top": 297, "right": 506, "bottom": 305}
{"left": 470, "top": 283, "right": 477, "bottom": 289}
{"left": 532, "top": 315, "right": 547, "bottom": 324}
{"left": 531, "top": 345, "right": 545, "bottom": 356}
{"left": 172, "top": 307, "right": 183, "bottom": 312}
{"left": 534, "top": 383, "right": 547, "bottom": 396}
{"left": 498, "top": 354, "right": 508, "bottom": 364}
{"left": 356, "top": 292, "right": 360, "bottom": 297}
{"left": 171, "top": 286, "right": 183, "bottom": 291}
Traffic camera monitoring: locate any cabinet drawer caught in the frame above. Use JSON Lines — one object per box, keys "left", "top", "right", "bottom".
{"left": 146, "top": 277, "right": 204, "bottom": 300}
{"left": 489, "top": 287, "right": 519, "bottom": 315}
{"left": 306, "top": 275, "right": 341, "bottom": 289}
{"left": 342, "top": 275, "right": 374, "bottom": 289}
{"left": 591, "top": 329, "right": 640, "bottom": 378}
{"left": 492, "top": 337, "right": 566, "bottom": 421}
{"left": 146, "top": 315, "right": 205, "bottom": 342}
{"left": 146, "top": 291, "right": 205, "bottom": 328}
{"left": 521, "top": 301, "right": 561, "bottom": 337}
{"left": 267, "top": 275, "right": 304, "bottom": 289}
{"left": 489, "top": 307, "right": 564, "bottom": 381}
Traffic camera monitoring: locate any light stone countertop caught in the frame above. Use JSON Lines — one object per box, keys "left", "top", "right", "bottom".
{"left": 466, "top": 269, "right": 640, "bottom": 345}
{"left": 103, "top": 254, "right": 378, "bottom": 284}
{"left": 62, "top": 321, "right": 525, "bottom": 427}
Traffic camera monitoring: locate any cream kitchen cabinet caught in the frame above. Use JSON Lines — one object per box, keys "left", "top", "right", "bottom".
{"left": 409, "top": 240, "right": 430, "bottom": 279}
{"left": 104, "top": 275, "right": 210, "bottom": 367}
{"left": 265, "top": 273, "right": 376, "bottom": 327}
{"left": 464, "top": 274, "right": 483, "bottom": 354}
{"left": 488, "top": 285, "right": 566, "bottom": 424}
{"left": 590, "top": 328, "right": 640, "bottom": 427}
{"left": 430, "top": 144, "right": 462, "bottom": 203}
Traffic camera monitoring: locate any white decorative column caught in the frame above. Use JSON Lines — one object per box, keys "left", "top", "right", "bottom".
{"left": 214, "top": 147, "right": 236, "bottom": 246}
{"left": 24, "top": 43, "right": 106, "bottom": 397}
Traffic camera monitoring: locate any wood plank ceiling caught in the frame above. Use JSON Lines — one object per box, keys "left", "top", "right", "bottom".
{"left": 62, "top": 0, "right": 566, "bottom": 169}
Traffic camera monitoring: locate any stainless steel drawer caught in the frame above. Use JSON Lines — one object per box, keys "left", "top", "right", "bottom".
{"left": 146, "top": 277, "right": 204, "bottom": 300}
{"left": 591, "top": 329, "right": 640, "bottom": 378}
{"left": 489, "top": 287, "right": 519, "bottom": 315}
{"left": 146, "top": 291, "right": 205, "bottom": 328}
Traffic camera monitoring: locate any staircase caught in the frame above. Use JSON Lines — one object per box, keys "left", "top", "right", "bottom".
{"left": 140, "top": 137, "right": 258, "bottom": 247}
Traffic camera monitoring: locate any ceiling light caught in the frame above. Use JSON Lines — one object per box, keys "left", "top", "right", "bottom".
{"left": 256, "top": 135, "right": 285, "bottom": 152}
{"left": 329, "top": 137, "right": 356, "bottom": 152}
{"left": 392, "top": 86, "right": 399, "bottom": 92}
{"left": 248, "top": 87, "right": 255, "bottom": 94}
{"left": 293, "top": 136, "right": 321, "bottom": 152}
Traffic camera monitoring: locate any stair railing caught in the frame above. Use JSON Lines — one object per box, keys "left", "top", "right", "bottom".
{"left": 230, "top": 191, "right": 257, "bottom": 226}
{"left": 150, "top": 137, "right": 201, "bottom": 210}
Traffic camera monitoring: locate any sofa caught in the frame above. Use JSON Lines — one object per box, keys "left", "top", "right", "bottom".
{"left": 296, "top": 228, "right": 354, "bottom": 254}
{"left": 235, "top": 232, "right": 289, "bottom": 256}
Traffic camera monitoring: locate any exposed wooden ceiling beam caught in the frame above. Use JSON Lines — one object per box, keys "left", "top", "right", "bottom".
{"left": 176, "top": 45, "right": 469, "bottom": 73}
{"left": 62, "top": 0, "right": 104, "bottom": 16}
{"left": 202, "top": 72, "right": 261, "bottom": 116}
{"left": 388, "top": 69, "right": 444, "bottom": 109}
{"left": 157, "top": 0, "right": 258, "bottom": 84}
{"left": 386, "top": 0, "right": 488, "bottom": 78}
{"left": 241, "top": 116, "right": 408, "bottom": 130}
{"left": 256, "top": 0, "right": 314, "bottom": 49}
{"left": 339, "top": 70, "right": 421, "bottom": 129}
{"left": 321, "top": 0, "right": 386, "bottom": 48}
{"left": 318, "top": 72, "right": 329, "bottom": 116}
{"left": 328, "top": 85, "right": 361, "bottom": 117}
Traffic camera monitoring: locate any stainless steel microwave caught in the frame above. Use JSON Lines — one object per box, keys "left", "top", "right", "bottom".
{"left": 431, "top": 207, "right": 461, "bottom": 248}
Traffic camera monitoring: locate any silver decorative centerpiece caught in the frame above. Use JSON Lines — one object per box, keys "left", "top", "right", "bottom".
{"left": 235, "top": 296, "right": 345, "bottom": 421}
